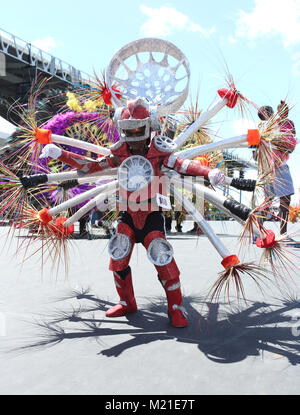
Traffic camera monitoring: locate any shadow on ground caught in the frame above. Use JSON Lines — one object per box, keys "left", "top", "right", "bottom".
{"left": 10, "top": 287, "right": 300, "bottom": 365}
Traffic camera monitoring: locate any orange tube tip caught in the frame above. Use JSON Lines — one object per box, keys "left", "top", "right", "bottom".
{"left": 221, "top": 254, "right": 240, "bottom": 269}
{"left": 247, "top": 129, "right": 260, "bottom": 146}
{"left": 53, "top": 217, "right": 74, "bottom": 236}
{"left": 37, "top": 208, "right": 52, "bottom": 224}
{"left": 35, "top": 128, "right": 52, "bottom": 144}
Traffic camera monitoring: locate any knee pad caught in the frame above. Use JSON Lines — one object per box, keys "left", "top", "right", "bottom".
{"left": 147, "top": 237, "right": 174, "bottom": 266}
{"left": 108, "top": 233, "right": 132, "bottom": 260}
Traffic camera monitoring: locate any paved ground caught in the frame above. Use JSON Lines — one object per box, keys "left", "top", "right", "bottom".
{"left": 0, "top": 220, "right": 299, "bottom": 395}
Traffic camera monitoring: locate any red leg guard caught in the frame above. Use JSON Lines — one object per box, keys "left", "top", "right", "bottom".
{"left": 143, "top": 230, "right": 186, "bottom": 326}
{"left": 143, "top": 231, "right": 180, "bottom": 280}
{"left": 106, "top": 268, "right": 137, "bottom": 317}
{"left": 160, "top": 277, "right": 188, "bottom": 328}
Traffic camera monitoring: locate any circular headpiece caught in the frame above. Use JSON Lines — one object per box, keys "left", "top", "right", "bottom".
{"left": 106, "top": 38, "right": 190, "bottom": 116}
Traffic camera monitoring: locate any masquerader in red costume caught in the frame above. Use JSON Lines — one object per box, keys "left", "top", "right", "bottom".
{"left": 40, "top": 97, "right": 225, "bottom": 327}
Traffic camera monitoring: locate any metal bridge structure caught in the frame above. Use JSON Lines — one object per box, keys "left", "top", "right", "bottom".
{"left": 0, "top": 27, "right": 92, "bottom": 104}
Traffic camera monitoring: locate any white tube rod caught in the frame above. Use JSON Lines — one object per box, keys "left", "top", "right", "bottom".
{"left": 63, "top": 182, "right": 118, "bottom": 226}
{"left": 174, "top": 134, "right": 248, "bottom": 159}
{"left": 170, "top": 174, "right": 261, "bottom": 237}
{"left": 172, "top": 187, "right": 230, "bottom": 258}
{"left": 46, "top": 168, "right": 118, "bottom": 183}
{"left": 77, "top": 176, "right": 117, "bottom": 185}
{"left": 173, "top": 98, "right": 227, "bottom": 149}
{"left": 170, "top": 175, "right": 227, "bottom": 207}
{"left": 49, "top": 180, "right": 117, "bottom": 215}
{"left": 51, "top": 134, "right": 111, "bottom": 156}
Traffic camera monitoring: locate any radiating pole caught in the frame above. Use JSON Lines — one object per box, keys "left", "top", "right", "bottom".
{"left": 173, "top": 98, "right": 228, "bottom": 149}
{"left": 174, "top": 134, "right": 249, "bottom": 159}
{"left": 48, "top": 180, "right": 117, "bottom": 216}
{"left": 20, "top": 168, "right": 118, "bottom": 188}
{"left": 51, "top": 134, "right": 111, "bottom": 156}
{"left": 63, "top": 181, "right": 119, "bottom": 226}
{"left": 172, "top": 186, "right": 230, "bottom": 258}
{"left": 168, "top": 173, "right": 261, "bottom": 238}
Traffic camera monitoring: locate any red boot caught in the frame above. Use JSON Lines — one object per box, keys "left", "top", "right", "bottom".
{"left": 162, "top": 278, "right": 188, "bottom": 328}
{"left": 106, "top": 268, "right": 137, "bottom": 317}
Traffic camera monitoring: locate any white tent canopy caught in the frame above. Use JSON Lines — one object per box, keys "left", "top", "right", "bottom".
{"left": 0, "top": 115, "right": 16, "bottom": 145}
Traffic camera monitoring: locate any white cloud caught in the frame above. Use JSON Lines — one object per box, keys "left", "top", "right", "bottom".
{"left": 140, "top": 5, "right": 215, "bottom": 38}
{"left": 235, "top": 0, "right": 300, "bottom": 47}
{"left": 32, "top": 36, "right": 57, "bottom": 53}
{"left": 189, "top": 22, "right": 215, "bottom": 36}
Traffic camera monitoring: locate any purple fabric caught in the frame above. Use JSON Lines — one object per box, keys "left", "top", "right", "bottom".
{"left": 34, "top": 111, "right": 120, "bottom": 203}
{"left": 34, "top": 110, "right": 120, "bottom": 172}
{"left": 43, "top": 111, "right": 120, "bottom": 143}
{"left": 49, "top": 183, "right": 93, "bottom": 209}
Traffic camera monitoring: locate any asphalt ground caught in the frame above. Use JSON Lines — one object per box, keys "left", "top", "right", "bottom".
{"left": 0, "top": 220, "right": 299, "bottom": 396}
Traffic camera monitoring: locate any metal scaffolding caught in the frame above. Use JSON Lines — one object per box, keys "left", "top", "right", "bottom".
{"left": 0, "top": 27, "right": 92, "bottom": 84}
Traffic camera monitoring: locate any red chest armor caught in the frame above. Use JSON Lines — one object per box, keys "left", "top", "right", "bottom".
{"left": 111, "top": 140, "right": 171, "bottom": 229}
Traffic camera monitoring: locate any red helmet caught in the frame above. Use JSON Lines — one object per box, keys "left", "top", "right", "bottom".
{"left": 114, "top": 98, "right": 160, "bottom": 141}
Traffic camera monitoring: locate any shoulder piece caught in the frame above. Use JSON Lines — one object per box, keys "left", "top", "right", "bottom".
{"left": 153, "top": 135, "right": 177, "bottom": 154}
{"left": 109, "top": 140, "right": 130, "bottom": 157}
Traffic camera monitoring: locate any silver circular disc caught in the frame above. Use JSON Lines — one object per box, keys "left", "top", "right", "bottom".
{"left": 106, "top": 38, "right": 190, "bottom": 116}
{"left": 118, "top": 155, "right": 154, "bottom": 192}
{"left": 147, "top": 238, "right": 174, "bottom": 266}
{"left": 108, "top": 233, "right": 131, "bottom": 260}
{"left": 154, "top": 135, "right": 177, "bottom": 153}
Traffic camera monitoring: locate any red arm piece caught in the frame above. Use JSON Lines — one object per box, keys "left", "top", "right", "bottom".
{"left": 164, "top": 155, "right": 211, "bottom": 179}
{"left": 58, "top": 150, "right": 111, "bottom": 174}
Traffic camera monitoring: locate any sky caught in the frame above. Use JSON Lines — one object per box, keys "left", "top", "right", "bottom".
{"left": 0, "top": 0, "right": 300, "bottom": 204}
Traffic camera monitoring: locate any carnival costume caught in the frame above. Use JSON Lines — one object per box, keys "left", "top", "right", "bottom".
{"left": 0, "top": 38, "right": 298, "bottom": 327}
{"left": 41, "top": 95, "right": 228, "bottom": 327}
